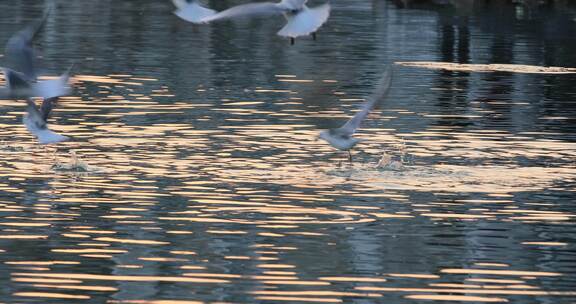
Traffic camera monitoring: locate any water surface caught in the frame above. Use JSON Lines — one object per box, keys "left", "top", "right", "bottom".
{"left": 0, "top": 0, "right": 575, "bottom": 303}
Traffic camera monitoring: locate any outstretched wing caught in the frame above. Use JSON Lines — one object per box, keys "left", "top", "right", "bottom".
{"left": 277, "top": 3, "right": 330, "bottom": 38}
{"left": 4, "top": 6, "right": 51, "bottom": 81}
{"left": 24, "top": 98, "right": 47, "bottom": 130}
{"left": 338, "top": 66, "right": 393, "bottom": 135}
{"left": 200, "top": 2, "right": 285, "bottom": 23}
{"left": 31, "top": 64, "right": 73, "bottom": 99}
{"left": 173, "top": 0, "right": 217, "bottom": 24}
{"left": 3, "top": 68, "right": 31, "bottom": 91}
{"left": 35, "top": 64, "right": 73, "bottom": 133}
{"left": 2, "top": 68, "right": 33, "bottom": 98}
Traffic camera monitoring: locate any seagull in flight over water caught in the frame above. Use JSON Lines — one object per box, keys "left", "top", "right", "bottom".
{"left": 21, "top": 66, "right": 74, "bottom": 145}
{"left": 1, "top": 5, "right": 73, "bottom": 144}
{"left": 23, "top": 97, "right": 69, "bottom": 144}
{"left": 318, "top": 66, "right": 394, "bottom": 163}
{"left": 172, "top": 0, "right": 331, "bottom": 44}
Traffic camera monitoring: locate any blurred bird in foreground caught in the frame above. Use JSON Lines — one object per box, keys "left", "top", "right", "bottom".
{"left": 318, "top": 66, "right": 394, "bottom": 163}
{"left": 1, "top": 5, "right": 73, "bottom": 144}
{"left": 172, "top": 0, "right": 331, "bottom": 44}
{"left": 23, "top": 97, "right": 69, "bottom": 144}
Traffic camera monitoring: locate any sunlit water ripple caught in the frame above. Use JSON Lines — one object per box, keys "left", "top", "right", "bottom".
{"left": 1, "top": 0, "right": 575, "bottom": 303}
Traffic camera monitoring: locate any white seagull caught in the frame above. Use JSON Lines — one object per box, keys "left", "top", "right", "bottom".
{"left": 23, "top": 97, "right": 69, "bottom": 144}
{"left": 318, "top": 66, "right": 394, "bottom": 163}
{"left": 18, "top": 65, "right": 74, "bottom": 144}
{"left": 172, "top": 0, "right": 331, "bottom": 44}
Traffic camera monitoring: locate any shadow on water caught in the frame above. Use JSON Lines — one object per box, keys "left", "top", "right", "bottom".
{"left": 0, "top": 0, "right": 575, "bottom": 303}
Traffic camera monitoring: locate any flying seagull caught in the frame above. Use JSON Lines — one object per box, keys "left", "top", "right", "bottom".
{"left": 318, "top": 66, "right": 394, "bottom": 163}
{"left": 23, "top": 97, "right": 69, "bottom": 144}
{"left": 19, "top": 65, "right": 74, "bottom": 144}
{"left": 0, "top": 5, "right": 74, "bottom": 144}
{"left": 172, "top": 0, "right": 331, "bottom": 44}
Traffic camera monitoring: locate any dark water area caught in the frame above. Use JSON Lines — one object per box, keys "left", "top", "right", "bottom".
{"left": 0, "top": 0, "right": 575, "bottom": 303}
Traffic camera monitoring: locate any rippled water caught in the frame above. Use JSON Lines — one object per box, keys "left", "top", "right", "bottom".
{"left": 1, "top": 0, "right": 576, "bottom": 303}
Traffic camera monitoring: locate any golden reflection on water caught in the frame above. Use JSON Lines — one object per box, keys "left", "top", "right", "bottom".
{"left": 14, "top": 292, "right": 91, "bottom": 300}
{"left": 13, "top": 273, "right": 230, "bottom": 283}
{"left": 404, "top": 294, "right": 509, "bottom": 302}
{"left": 110, "top": 301, "right": 204, "bottom": 304}
{"left": 1, "top": 72, "right": 575, "bottom": 303}
{"left": 254, "top": 296, "right": 342, "bottom": 303}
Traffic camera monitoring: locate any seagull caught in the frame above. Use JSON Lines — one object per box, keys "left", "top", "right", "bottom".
{"left": 172, "top": 0, "right": 331, "bottom": 44}
{"left": 318, "top": 66, "right": 393, "bottom": 163}
{"left": 0, "top": 5, "right": 74, "bottom": 144}
{"left": 20, "top": 65, "right": 74, "bottom": 144}
{"left": 23, "top": 97, "right": 69, "bottom": 144}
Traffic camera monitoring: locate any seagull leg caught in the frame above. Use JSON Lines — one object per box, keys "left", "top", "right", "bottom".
{"left": 348, "top": 150, "right": 353, "bottom": 164}
{"left": 290, "top": 37, "right": 295, "bottom": 45}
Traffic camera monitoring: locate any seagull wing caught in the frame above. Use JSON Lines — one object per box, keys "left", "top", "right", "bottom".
{"left": 24, "top": 98, "right": 47, "bottom": 130}
{"left": 0, "top": 89, "right": 10, "bottom": 99}
{"left": 40, "top": 97, "right": 59, "bottom": 122}
{"left": 2, "top": 68, "right": 33, "bottom": 98}
{"left": 3, "top": 68, "right": 31, "bottom": 91}
{"left": 338, "top": 66, "right": 393, "bottom": 135}
{"left": 31, "top": 64, "right": 73, "bottom": 99}
{"left": 173, "top": 0, "right": 217, "bottom": 24}
{"left": 38, "top": 64, "right": 72, "bottom": 118}
{"left": 277, "top": 3, "right": 330, "bottom": 38}
{"left": 4, "top": 6, "right": 51, "bottom": 81}
{"left": 200, "top": 2, "right": 285, "bottom": 23}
